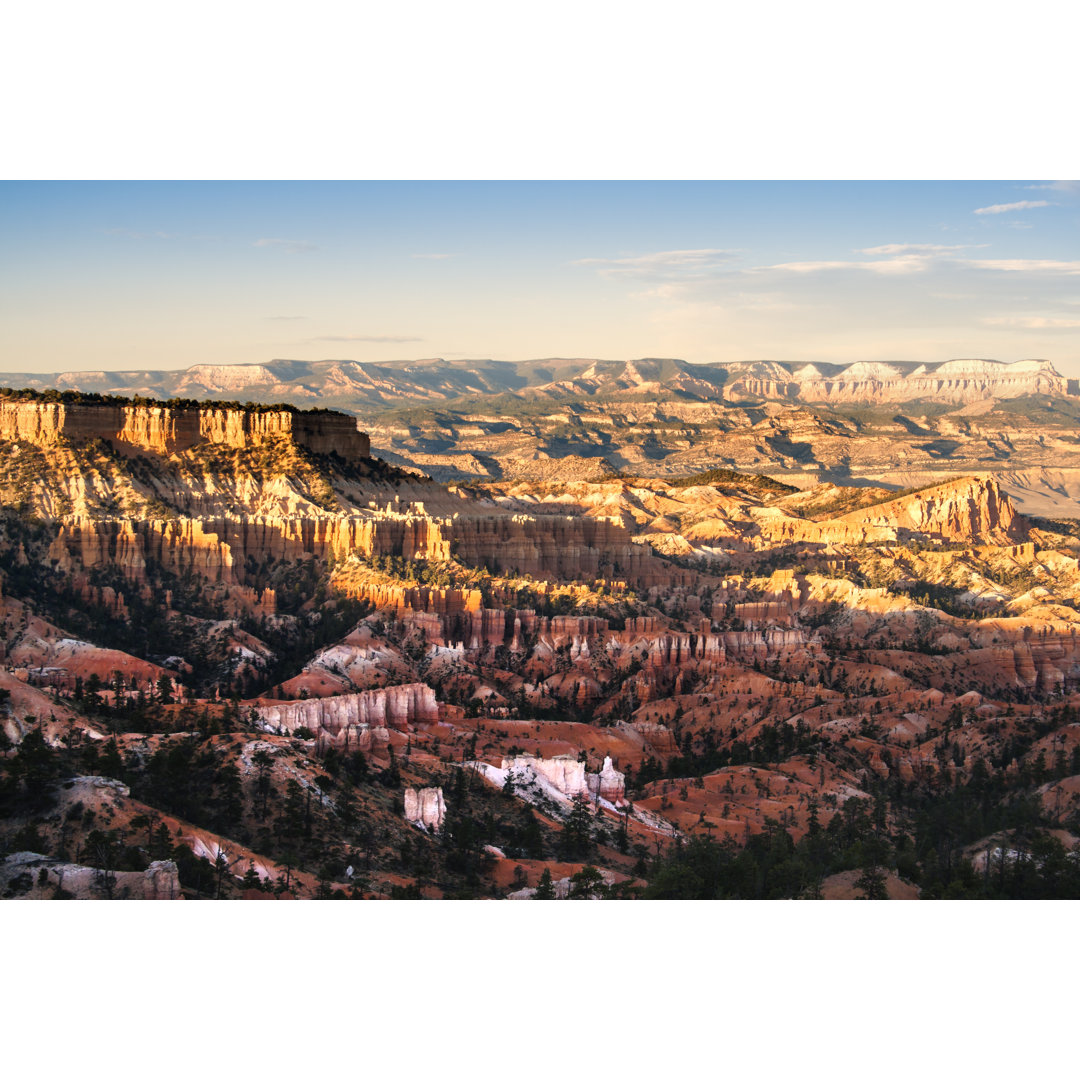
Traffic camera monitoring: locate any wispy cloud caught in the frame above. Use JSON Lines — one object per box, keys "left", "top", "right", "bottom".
{"left": 1025, "top": 181, "right": 1079, "bottom": 193}
{"left": 858, "top": 243, "right": 973, "bottom": 255}
{"left": 984, "top": 315, "right": 1080, "bottom": 329}
{"left": 756, "top": 255, "right": 933, "bottom": 276}
{"left": 761, "top": 244, "right": 980, "bottom": 275}
{"left": 411, "top": 253, "right": 456, "bottom": 260}
{"left": 312, "top": 334, "right": 423, "bottom": 343}
{"left": 254, "top": 237, "right": 318, "bottom": 254}
{"left": 963, "top": 258, "right": 1080, "bottom": 273}
{"left": 973, "top": 200, "right": 1050, "bottom": 215}
{"left": 753, "top": 253, "right": 1080, "bottom": 277}
{"left": 573, "top": 248, "right": 739, "bottom": 278}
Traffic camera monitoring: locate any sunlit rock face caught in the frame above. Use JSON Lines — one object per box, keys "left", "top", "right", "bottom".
{"left": 835, "top": 476, "right": 1023, "bottom": 542}
{"left": 0, "top": 401, "right": 369, "bottom": 458}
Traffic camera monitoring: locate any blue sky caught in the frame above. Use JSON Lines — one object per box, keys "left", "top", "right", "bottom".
{"left": 1, "top": 180, "right": 1078, "bottom": 375}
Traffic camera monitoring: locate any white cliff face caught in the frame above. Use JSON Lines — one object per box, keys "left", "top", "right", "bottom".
{"left": 404, "top": 786, "right": 446, "bottom": 831}
{"left": 256, "top": 683, "right": 438, "bottom": 737}
{"left": 502, "top": 754, "right": 589, "bottom": 797}
{"left": 500, "top": 753, "right": 626, "bottom": 804}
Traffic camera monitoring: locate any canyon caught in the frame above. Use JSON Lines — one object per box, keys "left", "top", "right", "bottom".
{"left": 3, "top": 387, "right": 1080, "bottom": 899}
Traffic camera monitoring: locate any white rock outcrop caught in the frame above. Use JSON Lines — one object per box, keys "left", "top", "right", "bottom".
{"left": 0, "top": 853, "right": 182, "bottom": 900}
{"left": 404, "top": 786, "right": 446, "bottom": 831}
{"left": 501, "top": 754, "right": 589, "bottom": 798}
{"left": 507, "top": 867, "right": 620, "bottom": 900}
{"left": 586, "top": 755, "right": 626, "bottom": 804}
{"left": 256, "top": 683, "right": 438, "bottom": 738}
{"left": 501, "top": 753, "right": 626, "bottom": 805}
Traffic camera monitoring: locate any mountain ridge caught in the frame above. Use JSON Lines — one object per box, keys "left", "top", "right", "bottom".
{"left": 2, "top": 356, "right": 1070, "bottom": 411}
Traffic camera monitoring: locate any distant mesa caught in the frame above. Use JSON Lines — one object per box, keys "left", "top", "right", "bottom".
{"left": 715, "top": 357, "right": 1067, "bottom": 406}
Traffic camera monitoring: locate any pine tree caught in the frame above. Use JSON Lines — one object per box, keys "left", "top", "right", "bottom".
{"left": 568, "top": 865, "right": 605, "bottom": 899}
{"left": 560, "top": 794, "right": 595, "bottom": 860}
{"left": 382, "top": 745, "right": 402, "bottom": 788}
{"left": 339, "top": 777, "right": 356, "bottom": 825}
{"left": 156, "top": 673, "right": 174, "bottom": 706}
{"left": 854, "top": 864, "right": 889, "bottom": 900}
{"left": 534, "top": 867, "right": 556, "bottom": 899}
{"left": 252, "top": 749, "right": 273, "bottom": 821}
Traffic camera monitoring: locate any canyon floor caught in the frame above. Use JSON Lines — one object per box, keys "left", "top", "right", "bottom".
{"left": 3, "top": 388, "right": 1080, "bottom": 898}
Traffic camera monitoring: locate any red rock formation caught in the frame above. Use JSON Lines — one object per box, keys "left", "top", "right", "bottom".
{"left": 224, "top": 587, "right": 277, "bottom": 618}
{"left": 548, "top": 615, "right": 610, "bottom": 639}
{"left": 120, "top": 406, "right": 201, "bottom": 453}
{"left": 606, "top": 620, "right": 820, "bottom": 672}
{"left": 629, "top": 721, "right": 678, "bottom": 754}
{"left": 733, "top": 601, "right": 795, "bottom": 626}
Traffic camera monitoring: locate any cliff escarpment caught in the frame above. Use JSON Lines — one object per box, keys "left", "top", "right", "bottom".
{"left": 0, "top": 399, "right": 370, "bottom": 459}
{"left": 256, "top": 683, "right": 438, "bottom": 738}
{"left": 40, "top": 507, "right": 683, "bottom": 603}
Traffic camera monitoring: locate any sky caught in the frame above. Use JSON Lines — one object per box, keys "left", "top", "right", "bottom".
{"left": 1, "top": 180, "right": 1078, "bottom": 376}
